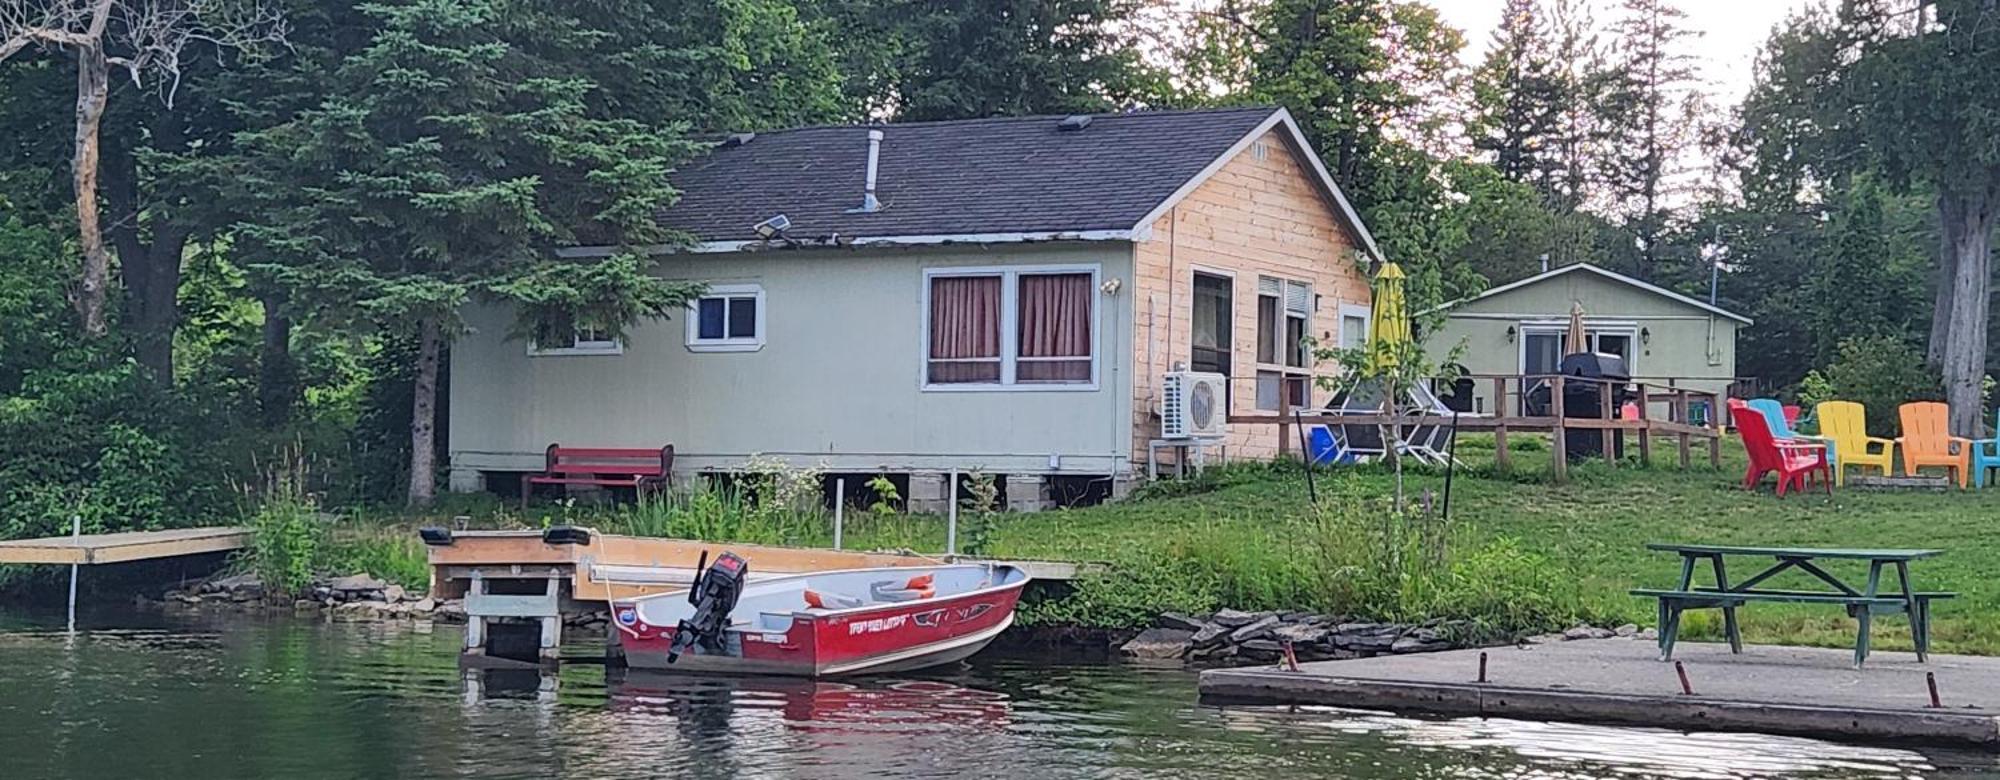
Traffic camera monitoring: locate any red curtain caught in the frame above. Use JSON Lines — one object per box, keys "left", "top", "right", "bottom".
{"left": 1018, "top": 273, "right": 1092, "bottom": 382}
{"left": 928, "top": 275, "right": 1002, "bottom": 383}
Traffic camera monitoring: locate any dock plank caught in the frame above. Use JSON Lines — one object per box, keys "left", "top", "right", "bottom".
{"left": 0, "top": 527, "right": 249, "bottom": 565}
{"left": 1199, "top": 640, "right": 2000, "bottom": 748}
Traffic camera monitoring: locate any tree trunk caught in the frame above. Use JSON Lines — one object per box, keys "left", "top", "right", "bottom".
{"left": 71, "top": 41, "right": 112, "bottom": 337}
{"left": 1928, "top": 226, "right": 1956, "bottom": 371}
{"left": 107, "top": 125, "right": 189, "bottom": 382}
{"left": 407, "top": 317, "right": 442, "bottom": 507}
{"left": 1937, "top": 187, "right": 1996, "bottom": 437}
{"left": 257, "top": 291, "right": 297, "bottom": 428}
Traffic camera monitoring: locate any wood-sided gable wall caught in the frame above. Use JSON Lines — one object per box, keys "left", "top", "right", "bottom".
{"left": 1129, "top": 128, "right": 1373, "bottom": 463}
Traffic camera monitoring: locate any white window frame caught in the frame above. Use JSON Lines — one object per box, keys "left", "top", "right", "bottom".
{"left": 920, "top": 264, "right": 1101, "bottom": 392}
{"left": 1337, "top": 303, "right": 1372, "bottom": 350}
{"left": 1516, "top": 320, "right": 1639, "bottom": 374}
{"left": 685, "top": 283, "right": 767, "bottom": 353}
{"left": 528, "top": 316, "right": 623, "bottom": 357}
{"left": 1253, "top": 276, "right": 1314, "bottom": 411}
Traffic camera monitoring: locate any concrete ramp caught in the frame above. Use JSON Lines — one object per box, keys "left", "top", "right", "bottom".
{"left": 1200, "top": 639, "right": 2000, "bottom": 748}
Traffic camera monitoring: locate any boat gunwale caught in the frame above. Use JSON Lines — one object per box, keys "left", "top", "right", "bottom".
{"left": 620, "top": 563, "right": 1032, "bottom": 624}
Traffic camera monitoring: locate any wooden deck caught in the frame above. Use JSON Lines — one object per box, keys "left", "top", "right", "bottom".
{"left": 0, "top": 526, "right": 249, "bottom": 565}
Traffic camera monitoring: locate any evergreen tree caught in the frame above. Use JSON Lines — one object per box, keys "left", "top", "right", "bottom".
{"left": 1469, "top": 0, "right": 1563, "bottom": 188}
{"left": 820, "top": 0, "right": 1169, "bottom": 121}
{"left": 230, "top": 0, "right": 704, "bottom": 505}
{"left": 1597, "top": 0, "right": 1701, "bottom": 282}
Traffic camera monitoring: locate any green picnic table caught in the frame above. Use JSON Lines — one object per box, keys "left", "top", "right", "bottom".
{"left": 1631, "top": 544, "right": 1955, "bottom": 667}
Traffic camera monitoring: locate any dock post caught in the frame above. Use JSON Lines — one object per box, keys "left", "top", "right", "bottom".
{"left": 946, "top": 469, "right": 959, "bottom": 557}
{"left": 833, "top": 477, "right": 845, "bottom": 550}
{"left": 66, "top": 514, "right": 80, "bottom": 634}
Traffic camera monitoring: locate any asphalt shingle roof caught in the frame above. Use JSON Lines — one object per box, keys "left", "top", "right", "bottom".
{"left": 657, "top": 106, "right": 1285, "bottom": 244}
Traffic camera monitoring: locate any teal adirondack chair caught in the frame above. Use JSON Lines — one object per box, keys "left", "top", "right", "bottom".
{"left": 1973, "top": 408, "right": 2000, "bottom": 487}
{"left": 1748, "top": 398, "right": 1836, "bottom": 467}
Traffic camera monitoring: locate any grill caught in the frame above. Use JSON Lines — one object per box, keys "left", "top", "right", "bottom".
{"left": 1526, "top": 352, "right": 1636, "bottom": 461}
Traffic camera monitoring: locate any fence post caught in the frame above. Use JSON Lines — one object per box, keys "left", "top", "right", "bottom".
{"left": 1707, "top": 392, "right": 1723, "bottom": 467}
{"left": 1277, "top": 390, "right": 1293, "bottom": 460}
{"left": 1492, "top": 376, "right": 1511, "bottom": 472}
{"left": 1635, "top": 384, "right": 1653, "bottom": 466}
{"left": 1550, "top": 375, "right": 1568, "bottom": 483}
{"left": 1675, "top": 390, "right": 1692, "bottom": 468}
{"left": 833, "top": 477, "right": 845, "bottom": 550}
{"left": 1598, "top": 381, "right": 1615, "bottom": 466}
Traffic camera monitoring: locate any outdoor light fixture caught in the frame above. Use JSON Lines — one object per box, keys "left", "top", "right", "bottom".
{"left": 1505, "top": 325, "right": 1517, "bottom": 343}
{"left": 1641, "top": 327, "right": 1651, "bottom": 345}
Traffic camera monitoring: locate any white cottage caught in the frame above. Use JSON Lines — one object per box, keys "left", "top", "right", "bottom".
{"left": 447, "top": 107, "right": 1382, "bottom": 509}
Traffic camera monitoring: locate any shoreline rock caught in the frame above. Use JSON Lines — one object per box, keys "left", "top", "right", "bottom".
{"left": 1120, "top": 610, "right": 1655, "bottom": 666}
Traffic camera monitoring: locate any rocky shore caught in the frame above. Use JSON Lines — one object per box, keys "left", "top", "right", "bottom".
{"left": 150, "top": 572, "right": 614, "bottom": 630}
{"left": 1120, "top": 609, "right": 1655, "bottom": 665}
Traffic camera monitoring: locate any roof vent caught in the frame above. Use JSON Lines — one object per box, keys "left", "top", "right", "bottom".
{"left": 721, "top": 132, "right": 756, "bottom": 147}
{"left": 1056, "top": 115, "right": 1092, "bottom": 132}
{"left": 848, "top": 129, "right": 884, "bottom": 213}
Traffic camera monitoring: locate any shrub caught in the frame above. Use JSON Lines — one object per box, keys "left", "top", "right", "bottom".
{"left": 244, "top": 478, "right": 321, "bottom": 597}
{"left": 1797, "top": 336, "right": 1940, "bottom": 434}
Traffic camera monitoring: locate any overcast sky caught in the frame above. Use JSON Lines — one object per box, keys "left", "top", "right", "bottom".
{"left": 1425, "top": 0, "right": 1819, "bottom": 104}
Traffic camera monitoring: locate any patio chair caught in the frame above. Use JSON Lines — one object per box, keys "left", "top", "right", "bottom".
{"left": 1747, "top": 398, "right": 1836, "bottom": 466}
{"left": 1732, "top": 403, "right": 1832, "bottom": 497}
{"left": 1815, "top": 401, "right": 1895, "bottom": 486}
{"left": 1898, "top": 402, "right": 1969, "bottom": 488}
{"left": 1973, "top": 408, "right": 2000, "bottom": 487}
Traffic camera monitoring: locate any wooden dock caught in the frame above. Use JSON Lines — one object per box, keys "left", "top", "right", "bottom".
{"left": 1201, "top": 639, "right": 2000, "bottom": 748}
{"left": 0, "top": 526, "right": 248, "bottom": 565}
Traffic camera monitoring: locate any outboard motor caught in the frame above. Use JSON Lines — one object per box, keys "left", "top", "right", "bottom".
{"left": 667, "top": 550, "right": 749, "bottom": 664}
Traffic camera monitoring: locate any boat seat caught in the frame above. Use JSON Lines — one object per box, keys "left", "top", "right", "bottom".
{"left": 803, "top": 589, "right": 864, "bottom": 610}
{"left": 870, "top": 574, "right": 936, "bottom": 603}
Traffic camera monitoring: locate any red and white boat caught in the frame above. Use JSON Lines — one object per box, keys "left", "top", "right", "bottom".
{"left": 613, "top": 557, "right": 1029, "bottom": 677}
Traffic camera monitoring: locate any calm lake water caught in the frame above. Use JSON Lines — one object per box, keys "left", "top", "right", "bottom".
{"left": 1, "top": 606, "right": 1996, "bottom": 779}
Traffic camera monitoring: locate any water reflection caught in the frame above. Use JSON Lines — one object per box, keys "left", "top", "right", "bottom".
{"left": 0, "top": 610, "right": 1996, "bottom": 780}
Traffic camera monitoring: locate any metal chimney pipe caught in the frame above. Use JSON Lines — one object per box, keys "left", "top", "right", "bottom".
{"left": 859, "top": 129, "right": 883, "bottom": 213}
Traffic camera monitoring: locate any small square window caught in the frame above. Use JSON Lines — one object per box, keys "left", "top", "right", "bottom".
{"left": 687, "top": 284, "right": 766, "bottom": 352}
{"left": 530, "top": 310, "right": 621, "bottom": 356}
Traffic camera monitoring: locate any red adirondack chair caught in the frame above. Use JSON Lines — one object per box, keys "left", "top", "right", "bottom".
{"left": 1732, "top": 403, "right": 1832, "bottom": 496}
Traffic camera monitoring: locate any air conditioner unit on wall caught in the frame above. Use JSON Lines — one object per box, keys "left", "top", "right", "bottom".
{"left": 1161, "top": 371, "right": 1227, "bottom": 440}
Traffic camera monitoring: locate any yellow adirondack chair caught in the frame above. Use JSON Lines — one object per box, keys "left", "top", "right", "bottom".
{"left": 1898, "top": 402, "right": 1970, "bottom": 487}
{"left": 1816, "top": 401, "right": 1894, "bottom": 486}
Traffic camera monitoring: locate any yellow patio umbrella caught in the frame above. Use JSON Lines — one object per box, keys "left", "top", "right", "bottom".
{"left": 1564, "top": 300, "right": 1589, "bottom": 355}
{"left": 1367, "top": 262, "right": 1411, "bottom": 371}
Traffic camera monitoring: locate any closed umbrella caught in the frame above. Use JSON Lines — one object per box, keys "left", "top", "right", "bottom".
{"left": 1564, "top": 300, "right": 1589, "bottom": 355}
{"left": 1367, "top": 262, "right": 1411, "bottom": 371}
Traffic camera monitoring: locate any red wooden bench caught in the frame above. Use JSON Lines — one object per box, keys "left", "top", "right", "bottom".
{"left": 521, "top": 444, "right": 674, "bottom": 505}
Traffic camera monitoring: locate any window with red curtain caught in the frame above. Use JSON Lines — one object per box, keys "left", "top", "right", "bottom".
{"left": 1016, "top": 272, "right": 1093, "bottom": 383}
{"left": 928, "top": 275, "right": 1002, "bottom": 383}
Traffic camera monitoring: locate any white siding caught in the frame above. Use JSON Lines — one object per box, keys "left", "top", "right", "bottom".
{"left": 448, "top": 243, "right": 1135, "bottom": 479}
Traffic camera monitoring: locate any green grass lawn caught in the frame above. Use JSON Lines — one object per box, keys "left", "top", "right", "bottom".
{"left": 379, "top": 434, "right": 2000, "bottom": 654}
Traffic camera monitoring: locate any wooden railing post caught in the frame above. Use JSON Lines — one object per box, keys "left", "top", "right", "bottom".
{"left": 1675, "top": 389, "right": 1692, "bottom": 468}
{"left": 1635, "top": 383, "right": 1652, "bottom": 466}
{"left": 1550, "top": 375, "right": 1568, "bottom": 483}
{"left": 1277, "top": 388, "right": 1292, "bottom": 460}
{"left": 1706, "top": 390, "right": 1723, "bottom": 467}
{"left": 1598, "top": 380, "right": 1615, "bottom": 466}
{"left": 1492, "top": 376, "right": 1510, "bottom": 472}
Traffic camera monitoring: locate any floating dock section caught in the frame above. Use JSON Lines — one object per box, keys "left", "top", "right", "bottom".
{"left": 0, "top": 527, "right": 248, "bottom": 565}
{"left": 1199, "top": 639, "right": 2000, "bottom": 748}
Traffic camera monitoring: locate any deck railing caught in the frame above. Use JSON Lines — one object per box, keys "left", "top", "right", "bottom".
{"left": 1224, "top": 373, "right": 1726, "bottom": 482}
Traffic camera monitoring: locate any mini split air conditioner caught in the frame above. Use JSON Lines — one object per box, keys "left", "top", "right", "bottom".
{"left": 1160, "top": 371, "right": 1227, "bottom": 440}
